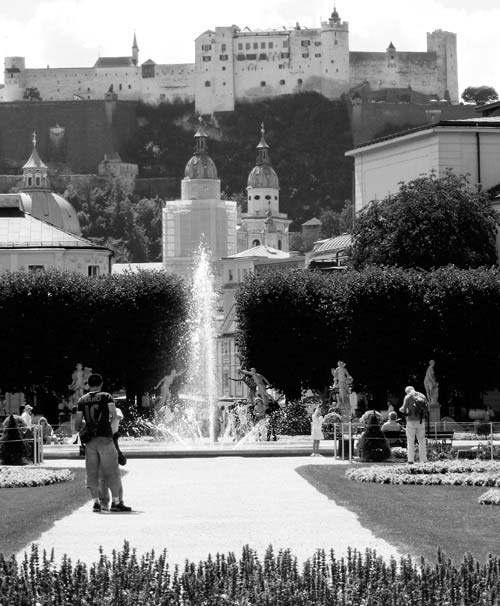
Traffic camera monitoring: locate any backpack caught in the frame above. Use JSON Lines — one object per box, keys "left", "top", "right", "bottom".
{"left": 408, "top": 392, "right": 429, "bottom": 422}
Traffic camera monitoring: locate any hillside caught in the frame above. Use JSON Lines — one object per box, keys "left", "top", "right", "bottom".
{"left": 124, "top": 92, "right": 354, "bottom": 226}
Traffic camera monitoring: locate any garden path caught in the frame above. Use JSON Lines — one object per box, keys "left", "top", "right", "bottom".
{"left": 19, "top": 457, "right": 399, "bottom": 566}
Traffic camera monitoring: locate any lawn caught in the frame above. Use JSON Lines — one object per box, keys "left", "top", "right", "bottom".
{"left": 297, "top": 463, "right": 500, "bottom": 563}
{"left": 0, "top": 467, "right": 88, "bottom": 557}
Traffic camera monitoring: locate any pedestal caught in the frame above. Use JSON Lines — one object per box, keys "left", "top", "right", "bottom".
{"left": 429, "top": 403, "right": 441, "bottom": 423}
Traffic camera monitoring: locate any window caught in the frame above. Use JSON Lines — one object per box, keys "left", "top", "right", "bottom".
{"left": 259, "top": 53, "right": 267, "bottom": 60}
{"left": 246, "top": 43, "right": 250, "bottom": 49}
{"left": 334, "top": 39, "right": 338, "bottom": 45}
{"left": 277, "top": 240, "right": 282, "bottom": 250}
{"left": 279, "top": 79, "right": 285, "bottom": 85}
{"left": 260, "top": 81, "right": 266, "bottom": 87}
{"left": 265, "top": 195, "right": 271, "bottom": 200}
{"left": 237, "top": 54, "right": 245, "bottom": 61}
{"left": 88, "top": 265, "right": 100, "bottom": 277}
{"left": 302, "top": 53, "right": 309, "bottom": 58}
{"left": 201, "top": 44, "right": 212, "bottom": 51}
{"left": 315, "top": 41, "right": 321, "bottom": 46}
{"left": 35, "top": 175, "right": 41, "bottom": 186}
{"left": 119, "top": 83, "right": 122, "bottom": 90}
{"left": 246, "top": 54, "right": 257, "bottom": 60}
{"left": 268, "top": 42, "right": 274, "bottom": 49}
{"left": 219, "top": 54, "right": 228, "bottom": 61}
{"left": 202, "top": 56, "right": 211, "bottom": 62}
{"left": 297, "top": 78, "right": 303, "bottom": 85}
{"left": 283, "top": 40, "right": 289, "bottom": 48}
{"left": 28, "top": 265, "right": 45, "bottom": 272}
{"left": 228, "top": 269, "right": 233, "bottom": 281}
{"left": 315, "top": 53, "right": 321, "bottom": 58}
{"left": 253, "top": 42, "right": 258, "bottom": 49}
{"left": 204, "top": 81, "right": 211, "bottom": 87}
{"left": 128, "top": 84, "right": 131, "bottom": 89}
{"left": 238, "top": 43, "right": 243, "bottom": 50}
{"left": 278, "top": 64, "right": 285, "bottom": 69}
{"left": 221, "top": 43, "right": 227, "bottom": 52}
{"left": 222, "top": 66, "right": 226, "bottom": 71}
{"left": 301, "top": 40, "right": 310, "bottom": 46}
{"left": 252, "top": 239, "right": 260, "bottom": 247}
{"left": 254, "top": 195, "right": 260, "bottom": 200}
{"left": 27, "top": 176, "right": 33, "bottom": 186}
{"left": 261, "top": 42, "right": 266, "bottom": 49}
{"left": 280, "top": 52, "right": 289, "bottom": 59}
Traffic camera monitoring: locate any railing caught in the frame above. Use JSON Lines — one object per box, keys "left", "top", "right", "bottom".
{"left": 0, "top": 424, "right": 43, "bottom": 464}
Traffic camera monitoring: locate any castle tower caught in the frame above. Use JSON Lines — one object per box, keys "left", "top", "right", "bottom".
{"left": 22, "top": 132, "right": 49, "bottom": 190}
{"left": 4, "top": 57, "right": 25, "bottom": 102}
{"left": 132, "top": 33, "right": 139, "bottom": 66}
{"left": 239, "top": 124, "right": 291, "bottom": 251}
{"left": 162, "top": 118, "right": 237, "bottom": 276}
{"left": 320, "top": 6, "right": 350, "bottom": 99}
{"left": 427, "top": 30, "right": 458, "bottom": 103}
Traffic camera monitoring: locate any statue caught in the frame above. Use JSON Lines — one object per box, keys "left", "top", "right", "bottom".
{"left": 68, "top": 363, "right": 85, "bottom": 405}
{"left": 240, "top": 367, "right": 271, "bottom": 404}
{"left": 331, "top": 361, "right": 353, "bottom": 419}
{"left": 154, "top": 369, "right": 184, "bottom": 409}
{"left": 424, "top": 359, "right": 439, "bottom": 406}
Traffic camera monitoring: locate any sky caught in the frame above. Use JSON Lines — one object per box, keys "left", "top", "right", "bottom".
{"left": 0, "top": 0, "right": 499, "bottom": 98}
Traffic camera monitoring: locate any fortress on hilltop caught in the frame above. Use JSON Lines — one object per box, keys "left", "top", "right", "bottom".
{"left": 1, "top": 8, "right": 458, "bottom": 114}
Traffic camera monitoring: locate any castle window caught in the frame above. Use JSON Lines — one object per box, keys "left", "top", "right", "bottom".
{"left": 297, "top": 78, "right": 303, "bottom": 85}
{"left": 246, "top": 54, "right": 257, "bottom": 60}
{"left": 301, "top": 40, "right": 310, "bottom": 46}
{"left": 220, "top": 54, "right": 228, "bottom": 60}
{"left": 315, "top": 53, "right": 321, "bottom": 58}
{"left": 237, "top": 54, "right": 245, "bottom": 61}
{"left": 119, "top": 83, "right": 122, "bottom": 90}
{"left": 253, "top": 43, "right": 258, "bottom": 49}
{"left": 279, "top": 79, "right": 285, "bottom": 85}
{"left": 283, "top": 40, "right": 288, "bottom": 48}
{"left": 268, "top": 42, "right": 274, "bottom": 49}
{"left": 201, "top": 44, "right": 212, "bottom": 51}
{"left": 35, "top": 175, "right": 41, "bottom": 186}
{"left": 88, "top": 87, "right": 91, "bottom": 91}
{"left": 315, "top": 41, "right": 321, "bottom": 46}
{"left": 254, "top": 195, "right": 260, "bottom": 200}
{"left": 202, "top": 56, "right": 211, "bottom": 62}
{"left": 302, "top": 53, "right": 309, "bottom": 58}
{"left": 259, "top": 53, "right": 267, "bottom": 60}
{"left": 223, "top": 82, "right": 226, "bottom": 86}
{"left": 27, "top": 176, "right": 33, "bottom": 186}
{"left": 88, "top": 265, "right": 100, "bottom": 277}
{"left": 278, "top": 64, "right": 284, "bottom": 69}
{"left": 252, "top": 239, "right": 260, "bottom": 247}
{"left": 265, "top": 195, "right": 271, "bottom": 200}
{"left": 274, "top": 196, "right": 278, "bottom": 200}
{"left": 238, "top": 43, "right": 243, "bottom": 50}
{"left": 280, "top": 53, "right": 289, "bottom": 59}
{"left": 221, "top": 43, "right": 227, "bottom": 52}
{"left": 334, "top": 40, "right": 338, "bottom": 45}
{"left": 228, "top": 269, "right": 233, "bottom": 281}
{"left": 260, "top": 81, "right": 266, "bottom": 87}
{"left": 261, "top": 42, "right": 266, "bottom": 49}
{"left": 246, "top": 43, "right": 251, "bottom": 49}
{"left": 277, "top": 240, "right": 282, "bottom": 250}
{"left": 222, "top": 66, "right": 226, "bottom": 71}
{"left": 128, "top": 84, "right": 132, "bottom": 89}
{"left": 205, "top": 81, "right": 211, "bottom": 87}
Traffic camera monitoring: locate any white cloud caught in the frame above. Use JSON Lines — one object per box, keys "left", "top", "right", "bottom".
{"left": 0, "top": 0, "right": 498, "bottom": 96}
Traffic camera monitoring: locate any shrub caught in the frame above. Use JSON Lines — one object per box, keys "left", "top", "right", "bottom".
{"left": 275, "top": 400, "right": 311, "bottom": 435}
{"left": 356, "top": 414, "right": 391, "bottom": 462}
{"left": 0, "top": 415, "right": 28, "bottom": 465}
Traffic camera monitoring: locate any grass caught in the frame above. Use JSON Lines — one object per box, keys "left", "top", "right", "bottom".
{"left": 297, "top": 463, "right": 500, "bottom": 563}
{"left": 0, "top": 467, "right": 88, "bottom": 558}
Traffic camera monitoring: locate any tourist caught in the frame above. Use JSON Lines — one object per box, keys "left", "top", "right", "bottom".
{"left": 20, "top": 405, "right": 33, "bottom": 429}
{"left": 98, "top": 406, "right": 127, "bottom": 510}
{"left": 76, "top": 373, "right": 132, "bottom": 513}
{"left": 381, "top": 411, "right": 403, "bottom": 446}
{"left": 37, "top": 417, "right": 56, "bottom": 444}
{"left": 310, "top": 404, "right": 324, "bottom": 456}
{"left": 399, "top": 386, "right": 428, "bottom": 464}
{"left": 240, "top": 367, "right": 271, "bottom": 405}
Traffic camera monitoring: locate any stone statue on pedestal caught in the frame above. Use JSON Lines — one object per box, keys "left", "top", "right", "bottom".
{"left": 424, "top": 359, "right": 439, "bottom": 406}
{"left": 331, "top": 361, "right": 353, "bottom": 420}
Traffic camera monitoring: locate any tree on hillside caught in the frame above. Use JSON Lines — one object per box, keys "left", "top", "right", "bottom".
{"left": 319, "top": 201, "right": 354, "bottom": 239}
{"left": 23, "top": 87, "right": 42, "bottom": 101}
{"left": 350, "top": 172, "right": 499, "bottom": 270}
{"left": 461, "top": 86, "right": 498, "bottom": 105}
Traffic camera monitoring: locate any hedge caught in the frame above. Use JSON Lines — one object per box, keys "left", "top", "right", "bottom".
{"left": 235, "top": 266, "right": 500, "bottom": 398}
{"left": 0, "top": 269, "right": 189, "bottom": 403}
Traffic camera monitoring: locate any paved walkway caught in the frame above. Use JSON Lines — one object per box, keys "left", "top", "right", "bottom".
{"left": 19, "top": 457, "right": 398, "bottom": 567}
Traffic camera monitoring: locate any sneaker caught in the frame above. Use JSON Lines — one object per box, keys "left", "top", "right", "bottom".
{"left": 100, "top": 502, "right": 110, "bottom": 511}
{"left": 110, "top": 501, "right": 132, "bottom": 512}
{"left": 92, "top": 502, "right": 102, "bottom": 513}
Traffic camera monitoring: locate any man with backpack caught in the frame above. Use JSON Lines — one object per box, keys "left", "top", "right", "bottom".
{"left": 76, "top": 373, "right": 132, "bottom": 513}
{"left": 399, "top": 385, "right": 428, "bottom": 464}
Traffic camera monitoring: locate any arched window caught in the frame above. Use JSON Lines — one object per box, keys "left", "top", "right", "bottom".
{"left": 254, "top": 195, "right": 260, "bottom": 200}
{"left": 278, "top": 240, "right": 282, "bottom": 250}
{"left": 252, "top": 239, "right": 260, "bottom": 247}
{"left": 26, "top": 173, "right": 33, "bottom": 187}
{"left": 35, "top": 174, "right": 41, "bottom": 186}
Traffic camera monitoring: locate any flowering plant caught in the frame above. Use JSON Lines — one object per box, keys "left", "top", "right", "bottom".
{"left": 0, "top": 466, "right": 74, "bottom": 488}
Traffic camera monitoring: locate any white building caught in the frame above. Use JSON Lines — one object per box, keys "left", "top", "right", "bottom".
{"left": 345, "top": 117, "right": 500, "bottom": 216}
{"left": 162, "top": 121, "right": 237, "bottom": 277}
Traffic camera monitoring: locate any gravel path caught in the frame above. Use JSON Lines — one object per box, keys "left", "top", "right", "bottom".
{"left": 19, "top": 457, "right": 399, "bottom": 566}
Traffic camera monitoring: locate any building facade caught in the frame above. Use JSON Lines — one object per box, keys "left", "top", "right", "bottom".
{"left": 1, "top": 9, "right": 458, "bottom": 114}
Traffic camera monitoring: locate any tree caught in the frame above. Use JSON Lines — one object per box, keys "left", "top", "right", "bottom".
{"left": 461, "top": 86, "right": 498, "bottom": 105}
{"left": 350, "top": 172, "right": 499, "bottom": 270}
{"left": 23, "top": 87, "right": 42, "bottom": 101}
{"left": 357, "top": 414, "right": 391, "bottom": 462}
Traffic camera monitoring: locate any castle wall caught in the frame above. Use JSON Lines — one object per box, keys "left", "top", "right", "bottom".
{"left": 0, "top": 100, "right": 137, "bottom": 174}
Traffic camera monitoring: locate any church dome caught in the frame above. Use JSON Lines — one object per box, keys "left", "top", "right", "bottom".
{"left": 183, "top": 118, "right": 218, "bottom": 180}
{"left": 247, "top": 164, "right": 279, "bottom": 189}
{"left": 184, "top": 154, "right": 218, "bottom": 179}
{"left": 20, "top": 191, "right": 81, "bottom": 236}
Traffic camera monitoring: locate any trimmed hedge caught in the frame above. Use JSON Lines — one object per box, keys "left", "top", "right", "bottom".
{"left": 235, "top": 266, "right": 500, "bottom": 398}
{"left": 2, "top": 542, "right": 500, "bottom": 605}
{"left": 0, "top": 269, "right": 189, "bottom": 401}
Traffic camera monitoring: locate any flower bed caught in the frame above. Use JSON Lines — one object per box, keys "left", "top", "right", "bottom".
{"left": 346, "top": 460, "right": 500, "bottom": 486}
{"left": 0, "top": 466, "right": 74, "bottom": 488}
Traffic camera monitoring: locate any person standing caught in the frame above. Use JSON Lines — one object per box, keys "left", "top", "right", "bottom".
{"left": 76, "top": 373, "right": 132, "bottom": 513}
{"left": 399, "top": 386, "right": 428, "bottom": 464}
{"left": 310, "top": 405, "right": 324, "bottom": 456}
{"left": 21, "top": 405, "right": 33, "bottom": 429}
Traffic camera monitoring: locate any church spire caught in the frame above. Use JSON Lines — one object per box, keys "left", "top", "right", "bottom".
{"left": 256, "top": 122, "right": 271, "bottom": 165}
{"left": 132, "top": 32, "right": 139, "bottom": 65}
{"left": 22, "top": 131, "right": 49, "bottom": 189}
